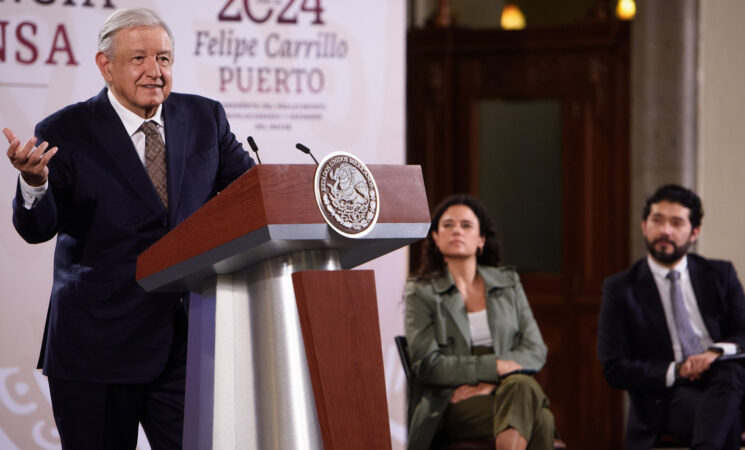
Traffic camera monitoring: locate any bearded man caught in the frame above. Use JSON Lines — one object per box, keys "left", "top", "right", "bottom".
{"left": 598, "top": 184, "right": 745, "bottom": 450}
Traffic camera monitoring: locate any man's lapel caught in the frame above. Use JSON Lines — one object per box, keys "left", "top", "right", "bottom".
{"left": 632, "top": 259, "right": 674, "bottom": 348}
{"left": 162, "top": 96, "right": 189, "bottom": 225}
{"left": 91, "top": 89, "right": 166, "bottom": 223}
{"left": 688, "top": 256, "right": 719, "bottom": 339}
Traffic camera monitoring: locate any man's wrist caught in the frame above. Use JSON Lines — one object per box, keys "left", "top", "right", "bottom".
{"left": 674, "top": 362, "right": 686, "bottom": 384}
{"left": 709, "top": 342, "right": 739, "bottom": 356}
{"left": 20, "top": 172, "right": 47, "bottom": 188}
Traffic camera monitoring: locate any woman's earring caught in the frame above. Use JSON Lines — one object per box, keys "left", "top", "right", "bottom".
{"left": 477, "top": 246, "right": 484, "bottom": 256}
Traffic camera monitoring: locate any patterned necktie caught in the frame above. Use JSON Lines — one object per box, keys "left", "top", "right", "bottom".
{"left": 667, "top": 270, "right": 702, "bottom": 359}
{"left": 140, "top": 121, "right": 168, "bottom": 209}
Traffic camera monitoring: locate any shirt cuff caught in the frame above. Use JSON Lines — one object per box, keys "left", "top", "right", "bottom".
{"left": 665, "top": 361, "right": 676, "bottom": 388}
{"left": 710, "top": 342, "right": 738, "bottom": 356}
{"left": 18, "top": 175, "right": 48, "bottom": 209}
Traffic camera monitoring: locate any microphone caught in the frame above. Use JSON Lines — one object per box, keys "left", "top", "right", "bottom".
{"left": 246, "top": 136, "right": 262, "bottom": 164}
{"left": 295, "top": 143, "right": 319, "bottom": 165}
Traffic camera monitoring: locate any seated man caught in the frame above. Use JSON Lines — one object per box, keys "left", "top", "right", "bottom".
{"left": 598, "top": 184, "right": 745, "bottom": 450}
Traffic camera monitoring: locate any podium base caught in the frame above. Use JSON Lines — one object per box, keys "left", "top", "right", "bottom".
{"left": 184, "top": 249, "right": 340, "bottom": 450}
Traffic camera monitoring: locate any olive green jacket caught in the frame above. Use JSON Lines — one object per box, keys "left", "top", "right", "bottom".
{"left": 404, "top": 265, "right": 547, "bottom": 450}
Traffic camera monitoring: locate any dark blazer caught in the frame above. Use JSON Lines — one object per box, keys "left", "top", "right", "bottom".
{"left": 598, "top": 254, "right": 745, "bottom": 449}
{"left": 12, "top": 88, "right": 254, "bottom": 384}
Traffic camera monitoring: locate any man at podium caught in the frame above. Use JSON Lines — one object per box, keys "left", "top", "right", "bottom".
{"left": 3, "top": 7, "right": 254, "bottom": 449}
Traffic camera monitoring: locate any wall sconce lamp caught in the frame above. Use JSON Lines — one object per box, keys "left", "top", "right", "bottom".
{"left": 616, "top": 0, "right": 636, "bottom": 20}
{"left": 501, "top": 3, "right": 526, "bottom": 30}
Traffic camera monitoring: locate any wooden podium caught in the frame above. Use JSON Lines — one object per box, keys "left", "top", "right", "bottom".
{"left": 136, "top": 164, "right": 430, "bottom": 450}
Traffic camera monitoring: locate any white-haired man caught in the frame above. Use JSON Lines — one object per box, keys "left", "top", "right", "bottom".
{"left": 4, "top": 8, "right": 254, "bottom": 449}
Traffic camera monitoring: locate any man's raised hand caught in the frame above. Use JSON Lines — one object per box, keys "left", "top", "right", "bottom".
{"left": 4, "top": 128, "right": 57, "bottom": 187}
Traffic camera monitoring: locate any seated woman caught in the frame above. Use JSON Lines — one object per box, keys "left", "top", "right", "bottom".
{"left": 405, "top": 194, "right": 554, "bottom": 450}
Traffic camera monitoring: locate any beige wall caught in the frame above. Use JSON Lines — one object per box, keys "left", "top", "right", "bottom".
{"left": 697, "top": 0, "right": 745, "bottom": 275}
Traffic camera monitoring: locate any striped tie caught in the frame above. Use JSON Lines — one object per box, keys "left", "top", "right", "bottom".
{"left": 667, "top": 270, "right": 702, "bottom": 360}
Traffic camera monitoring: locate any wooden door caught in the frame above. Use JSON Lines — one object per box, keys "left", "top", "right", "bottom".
{"left": 407, "top": 21, "right": 630, "bottom": 449}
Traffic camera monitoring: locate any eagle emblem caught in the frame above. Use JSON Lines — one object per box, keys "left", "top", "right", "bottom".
{"left": 314, "top": 152, "right": 380, "bottom": 238}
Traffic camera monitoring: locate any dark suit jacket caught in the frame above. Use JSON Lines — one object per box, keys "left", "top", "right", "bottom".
{"left": 12, "top": 88, "right": 254, "bottom": 384}
{"left": 598, "top": 254, "right": 745, "bottom": 449}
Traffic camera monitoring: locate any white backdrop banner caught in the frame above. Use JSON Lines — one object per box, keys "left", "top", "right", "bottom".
{"left": 0, "top": 1, "right": 408, "bottom": 448}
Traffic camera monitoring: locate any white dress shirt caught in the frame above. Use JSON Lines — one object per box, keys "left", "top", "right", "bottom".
{"left": 19, "top": 89, "right": 165, "bottom": 209}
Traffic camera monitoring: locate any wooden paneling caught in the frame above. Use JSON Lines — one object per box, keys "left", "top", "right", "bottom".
{"left": 292, "top": 270, "right": 391, "bottom": 450}
{"left": 408, "top": 21, "right": 630, "bottom": 449}
{"left": 136, "top": 164, "right": 430, "bottom": 281}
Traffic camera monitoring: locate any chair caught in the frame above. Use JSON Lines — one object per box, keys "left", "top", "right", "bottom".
{"left": 395, "top": 335, "right": 413, "bottom": 386}
{"left": 394, "top": 335, "right": 567, "bottom": 450}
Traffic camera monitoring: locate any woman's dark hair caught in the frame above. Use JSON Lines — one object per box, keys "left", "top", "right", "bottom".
{"left": 642, "top": 184, "right": 704, "bottom": 228}
{"left": 414, "top": 194, "right": 501, "bottom": 279}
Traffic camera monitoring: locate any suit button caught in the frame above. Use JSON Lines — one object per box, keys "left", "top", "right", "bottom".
{"left": 654, "top": 399, "right": 662, "bottom": 405}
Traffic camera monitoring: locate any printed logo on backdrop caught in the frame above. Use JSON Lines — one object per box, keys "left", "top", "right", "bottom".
{"left": 0, "top": 0, "right": 115, "bottom": 86}
{"left": 193, "top": 0, "right": 346, "bottom": 132}
{"left": 314, "top": 152, "right": 379, "bottom": 238}
{"left": 0, "top": 368, "right": 59, "bottom": 449}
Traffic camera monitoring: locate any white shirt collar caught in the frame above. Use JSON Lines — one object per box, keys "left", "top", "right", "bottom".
{"left": 647, "top": 254, "right": 688, "bottom": 280}
{"left": 106, "top": 88, "right": 164, "bottom": 137}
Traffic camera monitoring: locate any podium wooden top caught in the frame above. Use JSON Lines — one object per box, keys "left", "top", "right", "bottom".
{"left": 136, "top": 164, "right": 430, "bottom": 292}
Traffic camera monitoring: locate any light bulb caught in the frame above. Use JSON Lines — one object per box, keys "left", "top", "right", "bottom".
{"left": 616, "top": 0, "right": 636, "bottom": 20}
{"left": 501, "top": 4, "right": 526, "bottom": 30}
